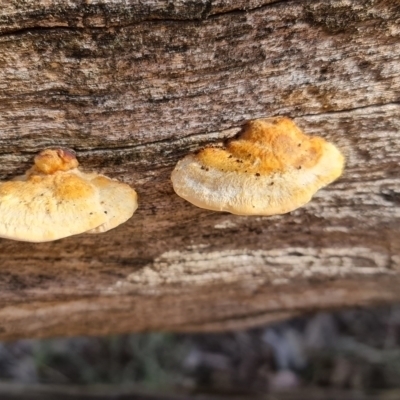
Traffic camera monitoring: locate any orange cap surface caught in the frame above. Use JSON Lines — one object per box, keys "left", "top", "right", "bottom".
{"left": 171, "top": 117, "right": 344, "bottom": 215}
{"left": 0, "top": 149, "right": 138, "bottom": 242}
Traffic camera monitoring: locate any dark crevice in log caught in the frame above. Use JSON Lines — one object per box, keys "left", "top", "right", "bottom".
{"left": 300, "top": 101, "right": 400, "bottom": 118}
{"left": 0, "top": 26, "right": 92, "bottom": 38}
{"left": 0, "top": 1, "right": 287, "bottom": 36}
{"left": 207, "top": 0, "right": 289, "bottom": 19}
{"left": 2, "top": 0, "right": 398, "bottom": 38}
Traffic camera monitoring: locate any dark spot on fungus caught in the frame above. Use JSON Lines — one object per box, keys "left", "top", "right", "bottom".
{"left": 297, "top": 166, "right": 302, "bottom": 170}
{"left": 255, "top": 173, "right": 260, "bottom": 177}
{"left": 270, "top": 182, "right": 274, "bottom": 186}
{"left": 298, "top": 143, "right": 301, "bottom": 147}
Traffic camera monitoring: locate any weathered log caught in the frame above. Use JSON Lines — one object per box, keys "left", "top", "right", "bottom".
{"left": 0, "top": 0, "right": 399, "bottom": 340}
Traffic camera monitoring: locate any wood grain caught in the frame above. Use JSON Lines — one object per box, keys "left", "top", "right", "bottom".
{"left": 0, "top": 0, "right": 399, "bottom": 340}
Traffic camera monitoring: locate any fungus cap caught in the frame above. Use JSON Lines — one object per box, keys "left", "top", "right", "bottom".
{"left": 0, "top": 149, "right": 138, "bottom": 242}
{"left": 171, "top": 117, "right": 344, "bottom": 215}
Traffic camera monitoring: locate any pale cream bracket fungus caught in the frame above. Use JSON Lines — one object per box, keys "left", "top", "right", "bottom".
{"left": 0, "top": 149, "right": 138, "bottom": 242}
{"left": 171, "top": 117, "right": 344, "bottom": 215}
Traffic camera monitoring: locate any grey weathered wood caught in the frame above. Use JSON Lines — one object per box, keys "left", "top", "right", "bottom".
{"left": 0, "top": 0, "right": 399, "bottom": 340}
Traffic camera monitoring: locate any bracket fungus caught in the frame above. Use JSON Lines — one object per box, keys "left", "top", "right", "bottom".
{"left": 0, "top": 149, "right": 138, "bottom": 242}
{"left": 171, "top": 117, "right": 344, "bottom": 215}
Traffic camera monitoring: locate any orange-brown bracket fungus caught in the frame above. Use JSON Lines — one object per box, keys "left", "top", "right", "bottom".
{"left": 171, "top": 117, "right": 344, "bottom": 215}
{"left": 0, "top": 149, "right": 138, "bottom": 242}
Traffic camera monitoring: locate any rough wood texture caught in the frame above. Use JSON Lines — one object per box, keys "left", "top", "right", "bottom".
{"left": 0, "top": 0, "right": 399, "bottom": 340}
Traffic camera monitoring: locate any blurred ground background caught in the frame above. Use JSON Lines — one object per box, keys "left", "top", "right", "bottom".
{"left": 1, "top": 305, "right": 400, "bottom": 395}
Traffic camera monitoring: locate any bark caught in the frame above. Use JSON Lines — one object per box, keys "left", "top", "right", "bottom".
{"left": 0, "top": 0, "right": 399, "bottom": 340}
